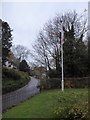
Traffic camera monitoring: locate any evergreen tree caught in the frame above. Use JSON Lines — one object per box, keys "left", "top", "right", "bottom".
{"left": 88, "top": 36, "right": 90, "bottom": 75}
{"left": 2, "top": 20, "right": 12, "bottom": 65}
{"left": 19, "top": 60, "right": 30, "bottom": 73}
{"left": 74, "top": 35, "right": 88, "bottom": 77}
{"left": 64, "top": 29, "right": 88, "bottom": 77}
{"left": 64, "top": 24, "right": 76, "bottom": 77}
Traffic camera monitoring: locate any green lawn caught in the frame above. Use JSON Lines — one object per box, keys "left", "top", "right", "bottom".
{"left": 3, "top": 89, "right": 88, "bottom": 118}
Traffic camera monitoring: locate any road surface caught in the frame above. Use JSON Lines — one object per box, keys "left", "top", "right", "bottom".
{"left": 2, "top": 77, "right": 40, "bottom": 111}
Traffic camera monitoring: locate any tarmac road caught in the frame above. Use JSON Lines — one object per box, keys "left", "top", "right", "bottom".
{"left": 2, "top": 77, "right": 40, "bottom": 111}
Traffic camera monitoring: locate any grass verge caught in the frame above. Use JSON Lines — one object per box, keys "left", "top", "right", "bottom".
{"left": 3, "top": 88, "right": 88, "bottom": 118}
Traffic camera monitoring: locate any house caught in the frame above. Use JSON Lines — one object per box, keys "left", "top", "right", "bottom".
{"left": 31, "top": 66, "right": 46, "bottom": 79}
{"left": 5, "top": 51, "right": 19, "bottom": 69}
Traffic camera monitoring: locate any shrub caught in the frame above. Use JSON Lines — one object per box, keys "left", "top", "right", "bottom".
{"left": 2, "top": 68, "right": 30, "bottom": 94}
{"left": 54, "top": 102, "right": 88, "bottom": 119}
{"left": 53, "top": 91, "right": 88, "bottom": 119}
{"left": 2, "top": 76, "right": 30, "bottom": 94}
{"left": 2, "top": 68, "right": 21, "bottom": 80}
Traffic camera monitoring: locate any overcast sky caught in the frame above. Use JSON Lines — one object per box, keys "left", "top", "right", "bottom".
{"left": 1, "top": 2, "right": 88, "bottom": 51}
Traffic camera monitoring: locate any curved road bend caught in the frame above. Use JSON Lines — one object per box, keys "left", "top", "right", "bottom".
{"left": 2, "top": 77, "right": 40, "bottom": 111}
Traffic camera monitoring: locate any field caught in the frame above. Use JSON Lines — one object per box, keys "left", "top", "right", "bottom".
{"left": 3, "top": 89, "right": 88, "bottom": 118}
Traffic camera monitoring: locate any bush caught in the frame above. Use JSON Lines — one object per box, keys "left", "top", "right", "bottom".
{"left": 53, "top": 90, "right": 89, "bottom": 119}
{"left": 2, "top": 77, "right": 30, "bottom": 94}
{"left": 2, "top": 68, "right": 21, "bottom": 80}
{"left": 54, "top": 102, "right": 88, "bottom": 119}
{"left": 18, "top": 70, "right": 29, "bottom": 79}
{"left": 2, "top": 68, "right": 30, "bottom": 94}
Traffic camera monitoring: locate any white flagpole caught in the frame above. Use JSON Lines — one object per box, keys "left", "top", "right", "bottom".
{"left": 61, "top": 21, "right": 64, "bottom": 92}
{"left": 61, "top": 43, "right": 64, "bottom": 91}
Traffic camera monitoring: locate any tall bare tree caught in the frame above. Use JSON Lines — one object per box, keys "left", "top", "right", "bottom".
{"left": 11, "top": 45, "right": 30, "bottom": 61}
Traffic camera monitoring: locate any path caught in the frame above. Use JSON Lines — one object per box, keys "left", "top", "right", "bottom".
{"left": 2, "top": 77, "right": 40, "bottom": 111}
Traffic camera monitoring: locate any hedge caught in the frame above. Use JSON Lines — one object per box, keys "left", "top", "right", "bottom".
{"left": 40, "top": 77, "right": 89, "bottom": 90}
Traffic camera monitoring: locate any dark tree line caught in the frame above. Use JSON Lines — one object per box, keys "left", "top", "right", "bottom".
{"left": 33, "top": 11, "right": 89, "bottom": 77}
